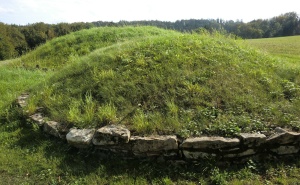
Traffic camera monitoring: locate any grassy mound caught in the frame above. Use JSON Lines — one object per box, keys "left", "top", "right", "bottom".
{"left": 23, "top": 27, "right": 300, "bottom": 136}
{"left": 2, "top": 28, "right": 300, "bottom": 184}
{"left": 1, "top": 26, "right": 177, "bottom": 118}
{"left": 12, "top": 26, "right": 180, "bottom": 70}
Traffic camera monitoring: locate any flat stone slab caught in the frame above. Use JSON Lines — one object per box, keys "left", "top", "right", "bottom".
{"left": 224, "top": 149, "right": 256, "bottom": 158}
{"left": 270, "top": 146, "right": 300, "bottom": 155}
{"left": 180, "top": 137, "right": 240, "bottom": 150}
{"left": 29, "top": 113, "right": 45, "bottom": 126}
{"left": 43, "top": 121, "right": 71, "bottom": 139}
{"left": 17, "top": 93, "right": 29, "bottom": 107}
{"left": 183, "top": 150, "right": 216, "bottom": 159}
{"left": 238, "top": 133, "right": 266, "bottom": 147}
{"left": 94, "top": 144, "right": 132, "bottom": 154}
{"left": 266, "top": 128, "right": 300, "bottom": 145}
{"left": 92, "top": 124, "right": 130, "bottom": 145}
{"left": 131, "top": 135, "right": 178, "bottom": 156}
{"left": 66, "top": 129, "right": 95, "bottom": 148}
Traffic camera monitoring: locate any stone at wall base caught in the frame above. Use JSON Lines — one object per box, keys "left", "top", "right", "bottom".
{"left": 66, "top": 128, "right": 95, "bottom": 148}
{"left": 92, "top": 124, "right": 130, "bottom": 146}
{"left": 180, "top": 137, "right": 240, "bottom": 150}
{"left": 131, "top": 135, "right": 178, "bottom": 156}
{"left": 43, "top": 121, "right": 71, "bottom": 139}
{"left": 29, "top": 113, "right": 45, "bottom": 127}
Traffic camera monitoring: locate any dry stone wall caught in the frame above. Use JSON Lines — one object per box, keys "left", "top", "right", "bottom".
{"left": 18, "top": 94, "right": 300, "bottom": 161}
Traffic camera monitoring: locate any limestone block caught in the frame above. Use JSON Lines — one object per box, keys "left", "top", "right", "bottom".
{"left": 17, "top": 93, "right": 29, "bottom": 107}
{"left": 270, "top": 146, "right": 300, "bottom": 155}
{"left": 92, "top": 124, "right": 130, "bottom": 145}
{"left": 29, "top": 113, "right": 45, "bottom": 126}
{"left": 66, "top": 128, "right": 95, "bottom": 148}
{"left": 183, "top": 150, "right": 216, "bottom": 159}
{"left": 267, "top": 128, "right": 300, "bottom": 145}
{"left": 43, "top": 121, "right": 71, "bottom": 139}
{"left": 131, "top": 135, "right": 178, "bottom": 156}
{"left": 223, "top": 149, "right": 256, "bottom": 158}
{"left": 238, "top": 133, "right": 266, "bottom": 147}
{"left": 180, "top": 137, "right": 240, "bottom": 150}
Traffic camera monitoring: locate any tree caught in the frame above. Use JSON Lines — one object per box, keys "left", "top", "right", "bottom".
{"left": 0, "top": 24, "right": 15, "bottom": 60}
{"left": 7, "top": 25, "right": 28, "bottom": 55}
{"left": 21, "top": 22, "right": 49, "bottom": 49}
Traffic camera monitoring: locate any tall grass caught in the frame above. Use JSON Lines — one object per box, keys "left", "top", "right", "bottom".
{"left": 0, "top": 66, "right": 48, "bottom": 118}
{"left": 11, "top": 26, "right": 180, "bottom": 70}
{"left": 23, "top": 29, "right": 300, "bottom": 136}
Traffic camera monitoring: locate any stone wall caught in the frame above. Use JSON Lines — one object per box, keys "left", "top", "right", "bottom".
{"left": 18, "top": 94, "right": 300, "bottom": 161}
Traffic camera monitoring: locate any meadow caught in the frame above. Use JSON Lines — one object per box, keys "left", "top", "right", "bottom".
{"left": 0, "top": 27, "right": 300, "bottom": 184}
{"left": 246, "top": 35, "right": 300, "bottom": 62}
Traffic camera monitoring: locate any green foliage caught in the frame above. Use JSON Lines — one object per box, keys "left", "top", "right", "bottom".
{"left": 97, "top": 102, "right": 117, "bottom": 126}
{"left": 210, "top": 168, "right": 229, "bottom": 185}
{"left": 0, "top": 23, "right": 26, "bottom": 60}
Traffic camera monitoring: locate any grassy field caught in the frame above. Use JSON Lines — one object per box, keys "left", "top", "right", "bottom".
{"left": 1, "top": 27, "right": 300, "bottom": 184}
{"left": 246, "top": 36, "right": 300, "bottom": 85}
{"left": 246, "top": 35, "right": 300, "bottom": 63}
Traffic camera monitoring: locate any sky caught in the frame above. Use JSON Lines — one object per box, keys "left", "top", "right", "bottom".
{"left": 0, "top": 0, "right": 299, "bottom": 25}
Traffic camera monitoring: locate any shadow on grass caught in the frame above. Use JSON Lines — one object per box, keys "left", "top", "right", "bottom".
{"left": 5, "top": 120, "right": 213, "bottom": 183}
{"left": 3, "top": 116, "right": 300, "bottom": 184}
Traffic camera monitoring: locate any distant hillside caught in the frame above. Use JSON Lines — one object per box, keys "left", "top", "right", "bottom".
{"left": 19, "top": 26, "right": 300, "bottom": 136}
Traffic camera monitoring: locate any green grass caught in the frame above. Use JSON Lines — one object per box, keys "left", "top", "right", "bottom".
{"left": 1, "top": 122, "right": 300, "bottom": 184}
{"left": 23, "top": 30, "right": 300, "bottom": 136}
{"left": 246, "top": 36, "right": 300, "bottom": 88}
{"left": 11, "top": 26, "right": 179, "bottom": 70}
{"left": 1, "top": 121, "right": 300, "bottom": 184}
{"left": 246, "top": 35, "right": 300, "bottom": 63}
{"left": 1, "top": 26, "right": 300, "bottom": 184}
{"left": 0, "top": 66, "right": 48, "bottom": 116}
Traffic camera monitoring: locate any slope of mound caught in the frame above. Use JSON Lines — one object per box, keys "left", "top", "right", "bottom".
{"left": 13, "top": 26, "right": 180, "bottom": 70}
{"left": 25, "top": 30, "right": 300, "bottom": 136}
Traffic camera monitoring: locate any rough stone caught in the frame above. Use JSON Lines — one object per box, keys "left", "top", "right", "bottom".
{"left": 95, "top": 144, "right": 132, "bottom": 154}
{"left": 270, "top": 146, "right": 300, "bottom": 155}
{"left": 43, "top": 121, "right": 71, "bottom": 139}
{"left": 274, "top": 127, "right": 287, "bottom": 133}
{"left": 223, "top": 149, "right": 256, "bottom": 158}
{"left": 183, "top": 150, "right": 216, "bottom": 159}
{"left": 131, "top": 135, "right": 178, "bottom": 156}
{"left": 66, "top": 128, "right": 95, "bottom": 148}
{"left": 29, "top": 113, "right": 45, "bottom": 126}
{"left": 92, "top": 124, "right": 130, "bottom": 145}
{"left": 238, "top": 133, "right": 266, "bottom": 147}
{"left": 180, "top": 137, "right": 240, "bottom": 150}
{"left": 35, "top": 107, "right": 45, "bottom": 113}
{"left": 17, "top": 93, "right": 29, "bottom": 107}
{"left": 266, "top": 128, "right": 300, "bottom": 145}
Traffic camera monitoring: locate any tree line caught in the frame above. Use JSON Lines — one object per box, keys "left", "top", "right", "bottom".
{"left": 0, "top": 12, "right": 299, "bottom": 60}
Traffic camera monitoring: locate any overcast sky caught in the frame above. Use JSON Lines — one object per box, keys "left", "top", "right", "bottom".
{"left": 0, "top": 0, "right": 299, "bottom": 25}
